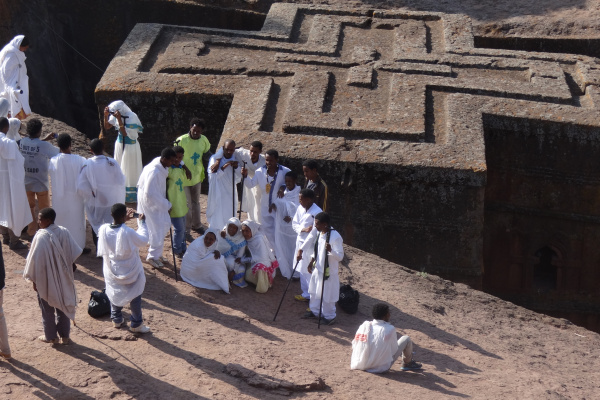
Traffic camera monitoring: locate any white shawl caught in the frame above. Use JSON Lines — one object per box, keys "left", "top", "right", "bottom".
{"left": 242, "top": 220, "right": 276, "bottom": 267}
{"left": 0, "top": 35, "right": 30, "bottom": 116}
{"left": 107, "top": 100, "right": 143, "bottom": 140}
{"left": 23, "top": 224, "right": 82, "bottom": 320}
{"left": 180, "top": 229, "right": 230, "bottom": 293}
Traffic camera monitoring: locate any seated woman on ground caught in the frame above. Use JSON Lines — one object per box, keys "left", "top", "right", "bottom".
{"left": 217, "top": 217, "right": 248, "bottom": 288}
{"left": 180, "top": 229, "right": 230, "bottom": 293}
{"left": 241, "top": 220, "right": 278, "bottom": 293}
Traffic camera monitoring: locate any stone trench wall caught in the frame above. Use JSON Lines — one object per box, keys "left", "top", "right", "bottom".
{"left": 0, "top": 0, "right": 264, "bottom": 137}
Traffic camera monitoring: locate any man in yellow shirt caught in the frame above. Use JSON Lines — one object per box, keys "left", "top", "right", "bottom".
{"left": 174, "top": 118, "right": 211, "bottom": 241}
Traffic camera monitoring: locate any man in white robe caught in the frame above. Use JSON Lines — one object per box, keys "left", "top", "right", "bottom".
{"left": 234, "top": 142, "right": 265, "bottom": 222}
{"left": 270, "top": 171, "right": 300, "bottom": 279}
{"left": 241, "top": 149, "right": 290, "bottom": 249}
{"left": 206, "top": 139, "right": 241, "bottom": 229}
{"left": 298, "top": 212, "right": 342, "bottom": 325}
{"left": 137, "top": 147, "right": 178, "bottom": 268}
{"left": 76, "top": 139, "right": 126, "bottom": 250}
{"left": 23, "top": 208, "right": 82, "bottom": 345}
{"left": 97, "top": 203, "right": 151, "bottom": 333}
{"left": 292, "top": 188, "right": 322, "bottom": 301}
{"left": 0, "top": 117, "right": 31, "bottom": 250}
{"left": 103, "top": 101, "right": 143, "bottom": 202}
{"left": 0, "top": 36, "right": 31, "bottom": 119}
{"left": 49, "top": 134, "right": 88, "bottom": 251}
{"left": 351, "top": 303, "right": 422, "bottom": 372}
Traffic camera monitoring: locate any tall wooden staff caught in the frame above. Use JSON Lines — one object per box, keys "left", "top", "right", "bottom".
{"left": 238, "top": 161, "right": 247, "bottom": 219}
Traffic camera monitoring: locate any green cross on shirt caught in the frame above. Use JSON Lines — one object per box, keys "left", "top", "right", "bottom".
{"left": 176, "top": 178, "right": 183, "bottom": 192}
{"left": 191, "top": 152, "right": 200, "bottom": 165}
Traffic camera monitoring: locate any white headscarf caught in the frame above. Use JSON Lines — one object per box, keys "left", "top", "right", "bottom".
{"left": 188, "top": 228, "right": 220, "bottom": 259}
{"left": 0, "top": 36, "right": 25, "bottom": 62}
{"left": 107, "top": 100, "right": 143, "bottom": 132}
{"left": 0, "top": 98, "right": 9, "bottom": 118}
{"left": 6, "top": 117, "right": 20, "bottom": 141}
{"left": 217, "top": 217, "right": 246, "bottom": 255}
{"left": 242, "top": 220, "right": 276, "bottom": 266}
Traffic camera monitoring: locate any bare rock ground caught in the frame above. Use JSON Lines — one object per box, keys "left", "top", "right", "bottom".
{"left": 184, "top": 0, "right": 600, "bottom": 37}
{"left": 0, "top": 115, "right": 598, "bottom": 398}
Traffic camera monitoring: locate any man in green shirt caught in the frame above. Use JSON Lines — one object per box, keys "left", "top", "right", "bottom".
{"left": 174, "top": 118, "right": 211, "bottom": 241}
{"left": 167, "top": 146, "right": 189, "bottom": 258}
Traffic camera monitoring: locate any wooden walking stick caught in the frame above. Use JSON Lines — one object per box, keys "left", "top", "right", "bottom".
{"left": 238, "top": 161, "right": 247, "bottom": 220}
{"left": 170, "top": 226, "right": 178, "bottom": 282}
{"left": 273, "top": 259, "right": 301, "bottom": 321}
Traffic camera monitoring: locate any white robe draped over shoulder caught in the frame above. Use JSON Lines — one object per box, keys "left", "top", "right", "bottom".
{"left": 206, "top": 154, "right": 241, "bottom": 229}
{"left": 137, "top": 157, "right": 171, "bottom": 259}
{"left": 0, "top": 134, "right": 32, "bottom": 233}
{"left": 97, "top": 220, "right": 149, "bottom": 307}
{"left": 180, "top": 229, "right": 230, "bottom": 293}
{"left": 0, "top": 36, "right": 31, "bottom": 118}
{"left": 49, "top": 153, "right": 87, "bottom": 249}
{"left": 23, "top": 224, "right": 82, "bottom": 320}
{"left": 76, "top": 155, "right": 126, "bottom": 234}
{"left": 234, "top": 148, "right": 265, "bottom": 222}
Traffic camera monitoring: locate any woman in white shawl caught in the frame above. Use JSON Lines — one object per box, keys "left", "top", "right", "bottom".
{"left": 241, "top": 220, "right": 279, "bottom": 293}
{"left": 0, "top": 35, "right": 31, "bottom": 119}
{"left": 217, "top": 217, "right": 248, "bottom": 288}
{"left": 6, "top": 118, "right": 21, "bottom": 142}
{"left": 180, "top": 229, "right": 230, "bottom": 293}
{"left": 102, "top": 100, "right": 143, "bottom": 202}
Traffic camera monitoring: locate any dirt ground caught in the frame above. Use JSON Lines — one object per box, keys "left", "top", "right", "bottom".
{"left": 1, "top": 210, "right": 599, "bottom": 399}
{"left": 1, "top": 114, "right": 599, "bottom": 398}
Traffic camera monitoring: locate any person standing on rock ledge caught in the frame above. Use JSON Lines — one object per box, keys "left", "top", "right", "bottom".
{"left": 0, "top": 35, "right": 31, "bottom": 120}
{"left": 103, "top": 100, "right": 143, "bottom": 203}
{"left": 350, "top": 303, "right": 422, "bottom": 373}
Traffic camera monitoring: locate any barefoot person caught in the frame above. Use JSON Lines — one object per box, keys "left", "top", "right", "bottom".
{"left": 97, "top": 204, "right": 151, "bottom": 333}
{"left": 351, "top": 303, "right": 422, "bottom": 372}
{"left": 180, "top": 229, "right": 230, "bottom": 293}
{"left": 23, "top": 208, "right": 82, "bottom": 345}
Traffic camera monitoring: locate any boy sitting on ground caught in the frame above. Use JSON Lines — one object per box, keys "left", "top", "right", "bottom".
{"left": 351, "top": 303, "right": 422, "bottom": 372}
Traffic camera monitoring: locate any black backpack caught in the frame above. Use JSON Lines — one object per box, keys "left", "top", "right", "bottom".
{"left": 88, "top": 289, "right": 111, "bottom": 318}
{"left": 338, "top": 284, "right": 359, "bottom": 314}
